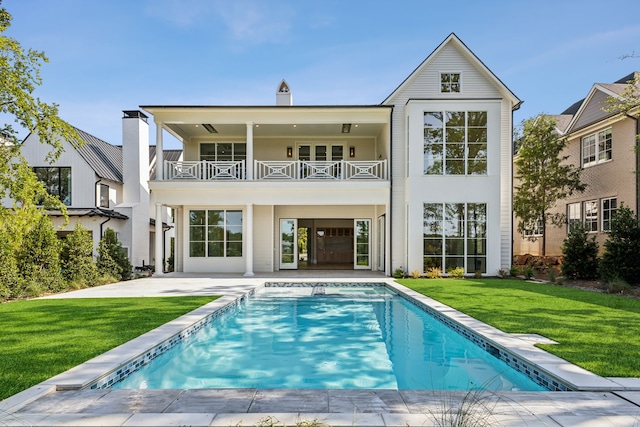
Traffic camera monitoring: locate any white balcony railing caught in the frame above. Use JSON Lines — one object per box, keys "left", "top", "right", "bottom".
{"left": 162, "top": 160, "right": 387, "bottom": 181}
{"left": 165, "top": 160, "right": 245, "bottom": 180}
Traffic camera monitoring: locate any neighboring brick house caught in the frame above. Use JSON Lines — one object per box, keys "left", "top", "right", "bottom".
{"left": 514, "top": 72, "right": 640, "bottom": 257}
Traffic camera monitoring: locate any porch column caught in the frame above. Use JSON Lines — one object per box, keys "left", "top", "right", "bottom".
{"left": 153, "top": 203, "right": 164, "bottom": 276}
{"left": 155, "top": 122, "right": 164, "bottom": 180}
{"left": 244, "top": 203, "right": 254, "bottom": 276}
{"left": 246, "top": 122, "right": 254, "bottom": 180}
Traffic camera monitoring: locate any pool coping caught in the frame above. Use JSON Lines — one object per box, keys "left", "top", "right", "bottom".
{"left": 2, "top": 278, "right": 639, "bottom": 418}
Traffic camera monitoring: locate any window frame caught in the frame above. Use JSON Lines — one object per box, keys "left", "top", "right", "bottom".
{"left": 33, "top": 166, "right": 72, "bottom": 206}
{"left": 601, "top": 197, "right": 617, "bottom": 232}
{"left": 567, "top": 202, "right": 581, "bottom": 233}
{"left": 199, "top": 142, "right": 247, "bottom": 162}
{"left": 583, "top": 200, "right": 598, "bottom": 233}
{"left": 99, "top": 183, "right": 109, "bottom": 208}
{"left": 523, "top": 219, "right": 543, "bottom": 237}
{"left": 582, "top": 128, "right": 612, "bottom": 167}
{"left": 440, "top": 72, "right": 461, "bottom": 93}
{"left": 189, "top": 209, "right": 243, "bottom": 258}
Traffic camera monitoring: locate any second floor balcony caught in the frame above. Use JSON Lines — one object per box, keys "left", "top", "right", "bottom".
{"left": 163, "top": 159, "right": 388, "bottom": 181}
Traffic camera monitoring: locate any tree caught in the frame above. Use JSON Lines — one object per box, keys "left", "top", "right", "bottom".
{"left": 514, "top": 115, "right": 586, "bottom": 256}
{"left": 97, "top": 228, "right": 132, "bottom": 281}
{"left": 599, "top": 204, "right": 640, "bottom": 285}
{"left": 561, "top": 223, "right": 599, "bottom": 280}
{"left": 61, "top": 222, "right": 98, "bottom": 287}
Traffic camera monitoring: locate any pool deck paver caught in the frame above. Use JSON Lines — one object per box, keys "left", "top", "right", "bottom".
{"left": 2, "top": 272, "right": 640, "bottom": 426}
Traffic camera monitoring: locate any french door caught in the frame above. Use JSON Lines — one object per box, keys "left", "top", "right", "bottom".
{"left": 354, "top": 219, "right": 371, "bottom": 269}
{"left": 279, "top": 218, "right": 298, "bottom": 269}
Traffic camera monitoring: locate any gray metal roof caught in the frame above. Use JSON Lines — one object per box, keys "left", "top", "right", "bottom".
{"left": 74, "top": 127, "right": 123, "bottom": 183}
{"left": 149, "top": 146, "right": 182, "bottom": 179}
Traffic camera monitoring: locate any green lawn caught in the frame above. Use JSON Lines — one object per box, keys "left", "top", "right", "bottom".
{"left": 398, "top": 278, "right": 640, "bottom": 378}
{"left": 0, "top": 297, "right": 218, "bottom": 401}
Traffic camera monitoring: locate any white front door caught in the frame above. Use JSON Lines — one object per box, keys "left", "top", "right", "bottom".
{"left": 354, "top": 219, "right": 371, "bottom": 270}
{"left": 280, "top": 218, "right": 298, "bottom": 269}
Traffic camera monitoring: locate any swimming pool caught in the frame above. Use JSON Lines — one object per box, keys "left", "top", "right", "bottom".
{"left": 112, "top": 285, "right": 547, "bottom": 391}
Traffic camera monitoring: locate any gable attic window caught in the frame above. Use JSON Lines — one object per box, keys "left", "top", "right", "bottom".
{"left": 99, "top": 183, "right": 109, "bottom": 208}
{"left": 582, "top": 128, "right": 612, "bottom": 167}
{"left": 440, "top": 72, "right": 461, "bottom": 93}
{"left": 34, "top": 167, "right": 71, "bottom": 206}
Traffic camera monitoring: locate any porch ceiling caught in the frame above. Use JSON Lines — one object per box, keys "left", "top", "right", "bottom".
{"left": 165, "top": 122, "right": 386, "bottom": 139}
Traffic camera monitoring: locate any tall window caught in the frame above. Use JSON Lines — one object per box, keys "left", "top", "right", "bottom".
{"left": 200, "top": 143, "right": 246, "bottom": 161}
{"left": 33, "top": 167, "right": 71, "bottom": 205}
{"left": 567, "top": 202, "right": 581, "bottom": 232}
{"left": 602, "top": 198, "right": 617, "bottom": 231}
{"left": 99, "top": 184, "right": 109, "bottom": 208}
{"left": 189, "top": 209, "right": 242, "bottom": 257}
{"left": 440, "top": 72, "right": 460, "bottom": 93}
{"left": 582, "top": 128, "right": 612, "bottom": 167}
{"left": 424, "top": 111, "right": 487, "bottom": 175}
{"left": 423, "top": 203, "right": 486, "bottom": 274}
{"left": 584, "top": 200, "right": 598, "bottom": 232}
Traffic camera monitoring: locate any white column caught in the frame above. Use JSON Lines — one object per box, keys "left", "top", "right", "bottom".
{"left": 246, "top": 122, "right": 254, "bottom": 180}
{"left": 244, "top": 203, "right": 254, "bottom": 276}
{"left": 156, "top": 122, "right": 164, "bottom": 180}
{"left": 153, "top": 203, "right": 164, "bottom": 276}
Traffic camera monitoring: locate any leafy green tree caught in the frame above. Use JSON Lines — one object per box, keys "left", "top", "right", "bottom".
{"left": 61, "top": 222, "right": 98, "bottom": 287}
{"left": 97, "top": 228, "right": 132, "bottom": 281}
{"left": 514, "top": 115, "right": 586, "bottom": 256}
{"left": 561, "top": 223, "right": 599, "bottom": 280}
{"left": 0, "top": 228, "right": 21, "bottom": 299}
{"left": 16, "top": 215, "right": 64, "bottom": 296}
{"left": 600, "top": 205, "right": 640, "bottom": 284}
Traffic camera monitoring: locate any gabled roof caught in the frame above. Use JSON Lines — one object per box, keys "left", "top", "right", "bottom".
{"left": 149, "top": 146, "right": 182, "bottom": 180}
{"left": 74, "top": 127, "right": 123, "bottom": 183}
{"left": 560, "top": 72, "right": 639, "bottom": 134}
{"left": 381, "top": 33, "right": 521, "bottom": 109}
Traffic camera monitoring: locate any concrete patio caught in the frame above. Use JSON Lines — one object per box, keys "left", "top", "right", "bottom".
{"left": 2, "top": 272, "right": 640, "bottom": 426}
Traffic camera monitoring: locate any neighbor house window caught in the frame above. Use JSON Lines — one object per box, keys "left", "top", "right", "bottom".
{"left": 424, "top": 111, "right": 487, "bottom": 175}
{"left": 582, "top": 128, "right": 612, "bottom": 167}
{"left": 602, "top": 197, "right": 617, "bottom": 231}
{"left": 584, "top": 200, "right": 598, "bottom": 232}
{"left": 99, "top": 184, "right": 109, "bottom": 208}
{"left": 567, "top": 202, "right": 581, "bottom": 232}
{"left": 440, "top": 72, "right": 460, "bottom": 93}
{"left": 524, "top": 219, "right": 543, "bottom": 237}
{"left": 33, "top": 167, "right": 71, "bottom": 206}
{"left": 423, "top": 203, "right": 486, "bottom": 274}
{"left": 189, "top": 209, "right": 242, "bottom": 258}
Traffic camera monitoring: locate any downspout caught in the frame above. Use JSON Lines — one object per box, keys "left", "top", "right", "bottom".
{"left": 99, "top": 217, "right": 111, "bottom": 239}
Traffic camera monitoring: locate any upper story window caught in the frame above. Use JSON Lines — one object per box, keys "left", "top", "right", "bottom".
{"left": 582, "top": 128, "right": 612, "bottom": 167}
{"left": 33, "top": 167, "right": 71, "bottom": 206}
{"left": 440, "top": 72, "right": 460, "bottom": 93}
{"left": 99, "top": 184, "right": 109, "bottom": 208}
{"left": 424, "top": 111, "right": 487, "bottom": 175}
{"left": 200, "top": 142, "right": 247, "bottom": 162}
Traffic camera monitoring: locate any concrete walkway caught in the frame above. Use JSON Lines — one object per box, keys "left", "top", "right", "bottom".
{"left": 2, "top": 273, "right": 640, "bottom": 426}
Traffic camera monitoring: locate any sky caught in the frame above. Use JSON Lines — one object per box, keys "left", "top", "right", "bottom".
{"left": 4, "top": 0, "right": 640, "bottom": 149}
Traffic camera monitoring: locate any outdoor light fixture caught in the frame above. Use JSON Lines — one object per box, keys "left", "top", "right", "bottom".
{"left": 287, "top": 146, "right": 293, "bottom": 158}
{"left": 349, "top": 146, "right": 356, "bottom": 157}
{"left": 341, "top": 123, "right": 352, "bottom": 133}
{"left": 202, "top": 124, "right": 218, "bottom": 133}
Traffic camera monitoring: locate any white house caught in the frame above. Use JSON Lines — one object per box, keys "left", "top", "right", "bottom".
{"left": 144, "top": 33, "right": 520, "bottom": 276}
{"left": 17, "top": 111, "right": 180, "bottom": 270}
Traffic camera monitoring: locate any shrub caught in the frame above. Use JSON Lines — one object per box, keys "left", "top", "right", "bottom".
{"left": 0, "top": 228, "right": 22, "bottom": 300}
{"left": 426, "top": 267, "right": 442, "bottom": 279}
{"left": 410, "top": 270, "right": 422, "bottom": 279}
{"left": 548, "top": 268, "right": 557, "bottom": 283}
{"left": 606, "top": 277, "right": 633, "bottom": 295}
{"left": 447, "top": 266, "right": 465, "bottom": 279}
{"left": 97, "top": 228, "right": 132, "bottom": 281}
{"left": 392, "top": 267, "right": 406, "bottom": 279}
{"left": 523, "top": 266, "right": 534, "bottom": 280}
{"left": 497, "top": 269, "right": 508, "bottom": 278}
{"left": 16, "top": 215, "right": 64, "bottom": 296}
{"left": 599, "top": 205, "right": 640, "bottom": 285}
{"left": 509, "top": 265, "right": 521, "bottom": 277}
{"left": 61, "top": 223, "right": 98, "bottom": 287}
{"left": 561, "top": 223, "right": 599, "bottom": 280}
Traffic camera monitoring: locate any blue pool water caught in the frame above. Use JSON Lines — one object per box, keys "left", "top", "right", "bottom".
{"left": 113, "top": 286, "right": 546, "bottom": 391}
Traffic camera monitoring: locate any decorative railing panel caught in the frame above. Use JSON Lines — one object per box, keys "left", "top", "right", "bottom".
{"left": 162, "top": 160, "right": 386, "bottom": 181}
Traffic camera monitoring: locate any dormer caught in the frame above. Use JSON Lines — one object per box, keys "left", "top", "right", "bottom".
{"left": 276, "top": 80, "right": 293, "bottom": 106}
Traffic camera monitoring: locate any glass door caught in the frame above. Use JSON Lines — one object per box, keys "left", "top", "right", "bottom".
{"left": 354, "top": 219, "right": 371, "bottom": 269}
{"left": 280, "top": 218, "right": 298, "bottom": 269}
{"left": 377, "top": 215, "right": 385, "bottom": 272}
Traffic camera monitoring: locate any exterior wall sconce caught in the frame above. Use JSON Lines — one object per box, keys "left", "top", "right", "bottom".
{"left": 287, "top": 146, "right": 293, "bottom": 158}
{"left": 349, "top": 146, "right": 356, "bottom": 157}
